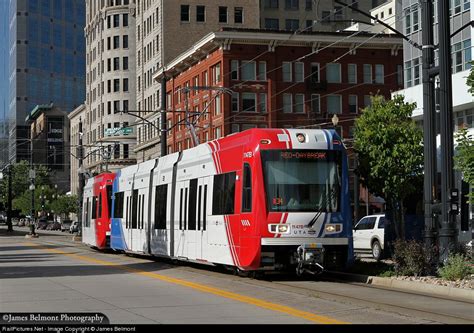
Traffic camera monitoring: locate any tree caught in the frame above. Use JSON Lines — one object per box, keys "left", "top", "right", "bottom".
{"left": 50, "top": 194, "right": 79, "bottom": 220}
{"left": 0, "top": 161, "right": 50, "bottom": 211}
{"left": 454, "top": 128, "right": 474, "bottom": 204}
{"left": 354, "top": 94, "right": 424, "bottom": 239}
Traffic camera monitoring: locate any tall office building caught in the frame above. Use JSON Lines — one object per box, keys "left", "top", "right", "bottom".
{"left": 84, "top": 0, "right": 137, "bottom": 175}
{"left": 0, "top": 1, "right": 9, "bottom": 167}
{"left": 8, "top": 0, "right": 86, "bottom": 163}
{"left": 134, "top": 0, "right": 260, "bottom": 162}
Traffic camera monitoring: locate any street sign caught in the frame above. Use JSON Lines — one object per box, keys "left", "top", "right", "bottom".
{"left": 104, "top": 127, "right": 133, "bottom": 136}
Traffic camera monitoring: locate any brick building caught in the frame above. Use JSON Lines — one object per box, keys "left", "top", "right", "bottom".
{"left": 154, "top": 28, "right": 404, "bottom": 166}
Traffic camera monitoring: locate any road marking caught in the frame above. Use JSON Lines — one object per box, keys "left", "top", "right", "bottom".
{"left": 25, "top": 242, "right": 348, "bottom": 324}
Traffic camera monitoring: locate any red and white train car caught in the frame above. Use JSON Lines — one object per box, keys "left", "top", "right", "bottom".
{"left": 107, "top": 128, "right": 353, "bottom": 274}
{"left": 82, "top": 173, "right": 115, "bottom": 249}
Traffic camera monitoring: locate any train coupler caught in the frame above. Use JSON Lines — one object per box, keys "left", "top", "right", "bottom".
{"left": 296, "top": 243, "right": 325, "bottom": 276}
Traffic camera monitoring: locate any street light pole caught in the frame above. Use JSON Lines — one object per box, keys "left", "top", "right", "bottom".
{"left": 437, "top": 0, "right": 457, "bottom": 262}
{"left": 421, "top": 0, "right": 438, "bottom": 255}
{"left": 77, "top": 117, "right": 84, "bottom": 235}
{"left": 7, "top": 165, "right": 12, "bottom": 232}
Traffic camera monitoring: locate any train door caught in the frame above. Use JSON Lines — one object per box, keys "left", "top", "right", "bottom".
{"left": 128, "top": 189, "right": 139, "bottom": 251}
{"left": 186, "top": 179, "right": 198, "bottom": 260}
{"left": 175, "top": 180, "right": 189, "bottom": 258}
{"left": 195, "top": 177, "right": 210, "bottom": 260}
{"left": 131, "top": 189, "right": 147, "bottom": 253}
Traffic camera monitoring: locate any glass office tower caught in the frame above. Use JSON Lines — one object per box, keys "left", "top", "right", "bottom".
{"left": 8, "top": 0, "right": 86, "bottom": 162}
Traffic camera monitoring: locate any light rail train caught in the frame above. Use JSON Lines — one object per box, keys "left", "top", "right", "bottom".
{"left": 82, "top": 128, "right": 354, "bottom": 275}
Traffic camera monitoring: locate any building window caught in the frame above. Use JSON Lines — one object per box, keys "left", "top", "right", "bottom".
{"left": 295, "top": 62, "right": 304, "bottom": 82}
{"left": 232, "top": 92, "right": 239, "bottom": 112}
{"left": 234, "top": 7, "right": 243, "bottom": 23}
{"left": 364, "top": 95, "right": 372, "bottom": 107}
{"left": 405, "top": 60, "right": 413, "bottom": 87}
{"left": 123, "top": 57, "right": 128, "bottom": 70}
{"left": 327, "top": 95, "right": 342, "bottom": 114}
{"left": 181, "top": 5, "right": 190, "bottom": 22}
{"left": 123, "top": 78, "right": 129, "bottom": 92}
{"left": 375, "top": 64, "right": 384, "bottom": 84}
{"left": 241, "top": 61, "right": 256, "bottom": 81}
{"left": 295, "top": 94, "right": 305, "bottom": 113}
{"left": 196, "top": 5, "right": 205, "bottom": 22}
{"left": 363, "top": 64, "right": 372, "bottom": 83}
{"left": 282, "top": 62, "right": 292, "bottom": 82}
{"left": 265, "top": 18, "right": 279, "bottom": 29}
{"left": 114, "top": 79, "right": 120, "bottom": 92}
{"left": 113, "top": 14, "right": 120, "bottom": 27}
{"left": 285, "top": 0, "right": 299, "bottom": 10}
{"left": 242, "top": 93, "right": 257, "bottom": 112}
{"left": 113, "top": 35, "right": 120, "bottom": 49}
{"left": 348, "top": 64, "right": 357, "bottom": 84}
{"left": 305, "top": 0, "right": 313, "bottom": 10}
{"left": 285, "top": 19, "right": 299, "bottom": 31}
{"left": 264, "top": 0, "right": 279, "bottom": 9}
{"left": 349, "top": 95, "right": 358, "bottom": 113}
{"left": 123, "top": 35, "right": 128, "bottom": 48}
{"left": 114, "top": 100, "right": 120, "bottom": 113}
{"left": 123, "top": 13, "right": 128, "bottom": 26}
{"left": 326, "top": 63, "right": 341, "bottom": 83}
{"left": 219, "top": 6, "right": 228, "bottom": 23}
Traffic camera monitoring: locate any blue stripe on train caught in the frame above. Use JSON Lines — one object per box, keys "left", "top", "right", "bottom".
{"left": 110, "top": 170, "right": 128, "bottom": 250}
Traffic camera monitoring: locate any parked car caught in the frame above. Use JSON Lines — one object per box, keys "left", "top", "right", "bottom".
{"left": 61, "top": 220, "right": 73, "bottom": 232}
{"left": 49, "top": 222, "right": 61, "bottom": 231}
{"left": 0, "top": 214, "right": 6, "bottom": 224}
{"left": 36, "top": 217, "right": 48, "bottom": 230}
{"left": 353, "top": 214, "right": 385, "bottom": 261}
{"left": 69, "top": 221, "right": 80, "bottom": 234}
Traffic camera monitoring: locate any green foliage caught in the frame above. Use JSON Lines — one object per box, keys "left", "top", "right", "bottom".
{"left": 438, "top": 254, "right": 473, "bottom": 281}
{"left": 454, "top": 128, "right": 474, "bottom": 204}
{"left": 354, "top": 95, "right": 424, "bottom": 237}
{"left": 0, "top": 161, "right": 51, "bottom": 210}
{"left": 12, "top": 185, "right": 57, "bottom": 216}
{"left": 50, "top": 194, "right": 79, "bottom": 217}
{"left": 392, "top": 240, "right": 434, "bottom": 276}
{"left": 354, "top": 95, "right": 423, "bottom": 201}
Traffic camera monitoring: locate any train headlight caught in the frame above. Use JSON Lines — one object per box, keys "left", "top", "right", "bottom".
{"left": 325, "top": 224, "right": 342, "bottom": 234}
{"left": 296, "top": 133, "right": 306, "bottom": 143}
{"left": 269, "top": 224, "right": 291, "bottom": 234}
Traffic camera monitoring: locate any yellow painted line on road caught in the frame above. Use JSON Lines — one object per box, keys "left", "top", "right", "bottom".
{"left": 25, "top": 242, "right": 348, "bottom": 324}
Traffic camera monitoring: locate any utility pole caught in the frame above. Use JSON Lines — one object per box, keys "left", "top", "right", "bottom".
{"left": 161, "top": 77, "right": 167, "bottom": 157}
{"left": 437, "top": 0, "right": 457, "bottom": 262}
{"left": 421, "top": 0, "right": 438, "bottom": 255}
{"left": 77, "top": 117, "right": 85, "bottom": 233}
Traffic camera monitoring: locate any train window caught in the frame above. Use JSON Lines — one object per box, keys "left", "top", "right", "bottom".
{"left": 154, "top": 184, "right": 168, "bottom": 230}
{"left": 184, "top": 188, "right": 188, "bottom": 230}
{"left": 84, "top": 198, "right": 89, "bottom": 227}
{"left": 242, "top": 163, "right": 252, "bottom": 212}
{"left": 137, "top": 195, "right": 141, "bottom": 230}
{"left": 203, "top": 185, "right": 207, "bottom": 230}
{"left": 92, "top": 196, "right": 98, "bottom": 219}
{"left": 131, "top": 189, "right": 138, "bottom": 229}
{"left": 113, "top": 192, "right": 124, "bottom": 218}
{"left": 179, "top": 188, "right": 183, "bottom": 230}
{"left": 106, "top": 185, "right": 112, "bottom": 218}
{"left": 188, "top": 179, "right": 198, "bottom": 230}
{"left": 126, "top": 196, "right": 129, "bottom": 228}
{"left": 212, "top": 172, "right": 236, "bottom": 215}
{"left": 198, "top": 185, "right": 202, "bottom": 230}
{"left": 141, "top": 195, "right": 145, "bottom": 230}
{"left": 98, "top": 194, "right": 102, "bottom": 218}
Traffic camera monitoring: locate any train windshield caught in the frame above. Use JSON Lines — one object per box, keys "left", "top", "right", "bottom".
{"left": 261, "top": 150, "right": 342, "bottom": 213}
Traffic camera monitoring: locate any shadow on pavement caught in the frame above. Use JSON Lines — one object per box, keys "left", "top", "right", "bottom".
{"left": 0, "top": 260, "right": 173, "bottom": 280}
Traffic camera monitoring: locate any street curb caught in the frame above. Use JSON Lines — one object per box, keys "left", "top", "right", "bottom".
{"left": 327, "top": 271, "right": 473, "bottom": 303}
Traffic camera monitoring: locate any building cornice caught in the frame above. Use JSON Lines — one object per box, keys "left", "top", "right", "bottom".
{"left": 154, "top": 29, "right": 403, "bottom": 82}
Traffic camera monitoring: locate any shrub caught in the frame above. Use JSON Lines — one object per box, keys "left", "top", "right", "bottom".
{"left": 392, "top": 239, "right": 434, "bottom": 276}
{"left": 438, "top": 254, "right": 473, "bottom": 281}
